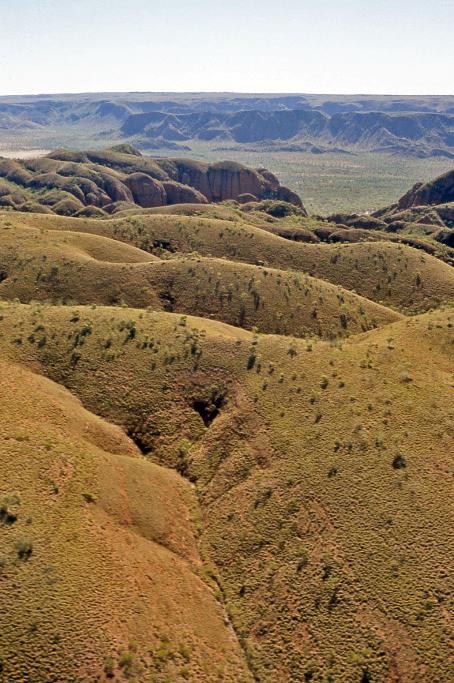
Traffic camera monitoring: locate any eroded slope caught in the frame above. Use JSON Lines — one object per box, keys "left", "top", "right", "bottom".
{"left": 0, "top": 302, "right": 452, "bottom": 682}
{"left": 0, "top": 357, "right": 252, "bottom": 682}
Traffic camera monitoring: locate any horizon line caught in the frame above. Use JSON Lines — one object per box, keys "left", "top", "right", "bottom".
{"left": 1, "top": 90, "right": 454, "bottom": 99}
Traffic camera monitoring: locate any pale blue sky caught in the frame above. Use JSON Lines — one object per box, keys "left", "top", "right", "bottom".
{"left": 1, "top": 0, "right": 453, "bottom": 96}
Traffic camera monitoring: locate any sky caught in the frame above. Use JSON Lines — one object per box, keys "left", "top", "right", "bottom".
{"left": 0, "top": 0, "right": 453, "bottom": 96}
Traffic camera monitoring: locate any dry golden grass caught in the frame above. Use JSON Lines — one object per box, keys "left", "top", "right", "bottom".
{"left": 0, "top": 220, "right": 401, "bottom": 339}
{"left": 0, "top": 356, "right": 252, "bottom": 682}
{"left": 6, "top": 210, "right": 453, "bottom": 313}
{"left": 0, "top": 300, "right": 452, "bottom": 681}
{"left": 0, "top": 197, "right": 453, "bottom": 682}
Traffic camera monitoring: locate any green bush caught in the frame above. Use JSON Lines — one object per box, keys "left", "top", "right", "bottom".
{"left": 392, "top": 453, "right": 406, "bottom": 469}
{"left": 15, "top": 537, "right": 33, "bottom": 560}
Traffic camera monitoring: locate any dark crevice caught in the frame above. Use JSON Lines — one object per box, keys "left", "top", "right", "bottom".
{"left": 158, "top": 290, "right": 175, "bottom": 312}
{"left": 153, "top": 238, "right": 176, "bottom": 253}
{"left": 0, "top": 270, "right": 8, "bottom": 283}
{"left": 126, "top": 428, "right": 153, "bottom": 455}
{"left": 206, "top": 566, "right": 260, "bottom": 681}
{"left": 192, "top": 390, "right": 226, "bottom": 427}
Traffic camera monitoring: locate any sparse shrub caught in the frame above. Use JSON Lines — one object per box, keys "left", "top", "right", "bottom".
{"left": 247, "top": 350, "right": 256, "bottom": 370}
{"left": 179, "top": 643, "right": 191, "bottom": 662}
{"left": 320, "top": 375, "right": 329, "bottom": 389}
{"left": 392, "top": 454, "right": 406, "bottom": 469}
{"left": 297, "top": 551, "right": 309, "bottom": 572}
{"left": 254, "top": 487, "right": 272, "bottom": 509}
{"left": 328, "top": 586, "right": 340, "bottom": 610}
{"left": 71, "top": 351, "right": 81, "bottom": 366}
{"left": 73, "top": 322, "right": 92, "bottom": 347}
{"left": 176, "top": 439, "right": 192, "bottom": 477}
{"left": 82, "top": 491, "right": 97, "bottom": 503}
{"left": 15, "top": 537, "right": 33, "bottom": 560}
{"left": 103, "top": 657, "right": 115, "bottom": 678}
{"left": 287, "top": 342, "right": 298, "bottom": 357}
{"left": 118, "top": 650, "right": 134, "bottom": 675}
{"left": 123, "top": 320, "right": 136, "bottom": 342}
{"left": 0, "top": 499, "right": 17, "bottom": 525}
{"left": 321, "top": 557, "right": 333, "bottom": 581}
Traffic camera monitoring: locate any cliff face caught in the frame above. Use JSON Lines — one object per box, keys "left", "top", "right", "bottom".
{"left": 0, "top": 147, "right": 305, "bottom": 216}
{"left": 119, "top": 108, "right": 454, "bottom": 157}
{"left": 165, "top": 159, "right": 304, "bottom": 208}
{"left": 1, "top": 93, "right": 454, "bottom": 159}
{"left": 398, "top": 169, "right": 454, "bottom": 208}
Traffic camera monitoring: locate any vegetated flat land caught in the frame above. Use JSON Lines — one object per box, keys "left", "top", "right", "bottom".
{"left": 0, "top": 135, "right": 452, "bottom": 214}
{"left": 174, "top": 144, "right": 454, "bottom": 214}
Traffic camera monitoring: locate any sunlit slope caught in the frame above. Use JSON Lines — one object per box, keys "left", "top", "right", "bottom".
{"left": 0, "top": 302, "right": 452, "bottom": 682}
{"left": 0, "top": 358, "right": 252, "bottom": 682}
{"left": 0, "top": 222, "right": 401, "bottom": 338}
{"left": 8, "top": 211, "right": 454, "bottom": 312}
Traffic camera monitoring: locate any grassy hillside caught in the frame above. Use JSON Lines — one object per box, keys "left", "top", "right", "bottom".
{"left": 0, "top": 301, "right": 452, "bottom": 681}
{"left": 7, "top": 211, "right": 453, "bottom": 313}
{"left": 1, "top": 158, "right": 453, "bottom": 682}
{"left": 0, "top": 356, "right": 251, "bottom": 682}
{"left": 0, "top": 220, "right": 401, "bottom": 338}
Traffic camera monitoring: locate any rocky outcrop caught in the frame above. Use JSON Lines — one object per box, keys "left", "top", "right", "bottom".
{"left": 0, "top": 146, "right": 305, "bottom": 216}
{"left": 327, "top": 213, "right": 388, "bottom": 230}
{"left": 208, "top": 163, "right": 265, "bottom": 202}
{"left": 237, "top": 193, "right": 258, "bottom": 203}
{"left": 102, "top": 201, "right": 138, "bottom": 215}
{"left": 436, "top": 203, "right": 454, "bottom": 223}
{"left": 99, "top": 173, "right": 134, "bottom": 204}
{"left": 257, "top": 168, "right": 280, "bottom": 189}
{"left": 162, "top": 180, "right": 208, "bottom": 205}
{"left": 165, "top": 159, "right": 304, "bottom": 208}
{"left": 53, "top": 197, "right": 85, "bottom": 216}
{"left": 264, "top": 225, "right": 319, "bottom": 243}
{"left": 124, "top": 173, "right": 167, "bottom": 208}
{"left": 434, "top": 228, "right": 454, "bottom": 247}
{"left": 275, "top": 185, "right": 305, "bottom": 209}
{"left": 398, "top": 169, "right": 454, "bottom": 208}
{"left": 0, "top": 182, "right": 11, "bottom": 197}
